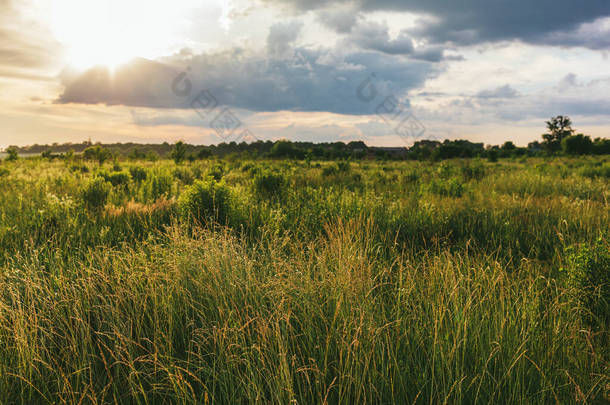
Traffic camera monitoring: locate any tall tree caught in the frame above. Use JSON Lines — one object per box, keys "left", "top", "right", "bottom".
{"left": 542, "top": 116, "right": 573, "bottom": 152}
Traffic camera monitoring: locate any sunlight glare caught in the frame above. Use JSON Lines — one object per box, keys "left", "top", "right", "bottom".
{"left": 50, "top": 0, "right": 200, "bottom": 70}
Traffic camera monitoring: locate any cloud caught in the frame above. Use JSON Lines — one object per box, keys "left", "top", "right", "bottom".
{"left": 0, "top": 0, "right": 61, "bottom": 75}
{"left": 316, "top": 5, "right": 361, "bottom": 33}
{"left": 56, "top": 41, "right": 440, "bottom": 115}
{"left": 267, "top": 21, "right": 304, "bottom": 56}
{"left": 476, "top": 85, "right": 519, "bottom": 99}
{"left": 345, "top": 20, "right": 462, "bottom": 61}
{"left": 265, "top": 0, "right": 610, "bottom": 49}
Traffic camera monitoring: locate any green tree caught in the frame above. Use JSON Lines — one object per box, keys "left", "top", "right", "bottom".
{"left": 542, "top": 116, "right": 573, "bottom": 152}
{"left": 561, "top": 134, "right": 593, "bottom": 155}
{"left": 83, "top": 146, "right": 111, "bottom": 165}
{"left": 6, "top": 147, "right": 18, "bottom": 161}
{"left": 171, "top": 141, "right": 187, "bottom": 164}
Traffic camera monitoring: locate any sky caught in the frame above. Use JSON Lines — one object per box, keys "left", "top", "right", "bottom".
{"left": 1, "top": 0, "right": 609, "bottom": 148}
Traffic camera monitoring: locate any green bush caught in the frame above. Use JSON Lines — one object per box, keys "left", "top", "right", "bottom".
{"left": 461, "top": 161, "right": 486, "bottom": 181}
{"left": 322, "top": 165, "right": 338, "bottom": 177}
{"left": 253, "top": 170, "right": 287, "bottom": 200}
{"left": 426, "top": 177, "right": 465, "bottom": 197}
{"left": 82, "top": 177, "right": 111, "bottom": 210}
{"left": 141, "top": 172, "right": 173, "bottom": 202}
{"left": 336, "top": 161, "right": 351, "bottom": 172}
{"left": 70, "top": 164, "right": 89, "bottom": 174}
{"left": 173, "top": 167, "right": 195, "bottom": 184}
{"left": 578, "top": 162, "right": 610, "bottom": 179}
{"left": 98, "top": 170, "right": 131, "bottom": 187}
{"left": 0, "top": 167, "right": 9, "bottom": 177}
{"left": 129, "top": 166, "right": 148, "bottom": 182}
{"left": 561, "top": 237, "right": 610, "bottom": 327}
{"left": 179, "top": 179, "right": 235, "bottom": 225}
{"left": 207, "top": 163, "right": 225, "bottom": 181}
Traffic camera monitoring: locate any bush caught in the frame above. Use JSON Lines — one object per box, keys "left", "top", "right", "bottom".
{"left": 70, "top": 164, "right": 89, "bottom": 174}
{"left": 253, "top": 170, "right": 287, "bottom": 200}
{"left": 487, "top": 149, "right": 498, "bottom": 162}
{"left": 578, "top": 162, "right": 610, "bottom": 179}
{"left": 207, "top": 163, "right": 225, "bottom": 181}
{"left": 173, "top": 167, "right": 195, "bottom": 184}
{"left": 562, "top": 134, "right": 593, "bottom": 155}
{"left": 179, "top": 179, "right": 236, "bottom": 225}
{"left": 82, "top": 177, "right": 111, "bottom": 210}
{"left": 141, "top": 172, "right": 173, "bottom": 202}
{"left": 0, "top": 167, "right": 9, "bottom": 177}
{"left": 98, "top": 170, "right": 131, "bottom": 187}
{"left": 461, "top": 161, "right": 486, "bottom": 181}
{"left": 561, "top": 237, "right": 610, "bottom": 327}
{"left": 336, "top": 161, "right": 351, "bottom": 172}
{"left": 171, "top": 141, "right": 187, "bottom": 164}
{"left": 322, "top": 165, "right": 338, "bottom": 177}
{"left": 5, "top": 147, "right": 18, "bottom": 161}
{"left": 129, "top": 166, "right": 148, "bottom": 182}
{"left": 83, "top": 146, "right": 112, "bottom": 165}
{"left": 426, "top": 177, "right": 465, "bottom": 197}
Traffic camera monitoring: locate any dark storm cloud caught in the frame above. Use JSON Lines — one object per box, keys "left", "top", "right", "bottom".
{"left": 56, "top": 47, "right": 440, "bottom": 115}
{"left": 346, "top": 20, "right": 462, "bottom": 62}
{"left": 271, "top": 0, "right": 610, "bottom": 49}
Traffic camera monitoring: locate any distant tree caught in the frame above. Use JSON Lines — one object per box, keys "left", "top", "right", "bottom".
{"left": 171, "top": 141, "right": 187, "bottom": 164}
{"left": 592, "top": 138, "right": 610, "bottom": 155}
{"left": 271, "top": 140, "right": 300, "bottom": 158}
{"left": 83, "top": 146, "right": 111, "bottom": 165}
{"left": 502, "top": 141, "right": 516, "bottom": 150}
{"left": 197, "top": 147, "right": 212, "bottom": 159}
{"left": 562, "top": 134, "right": 593, "bottom": 155}
{"left": 6, "top": 147, "right": 18, "bottom": 161}
{"left": 542, "top": 116, "right": 573, "bottom": 152}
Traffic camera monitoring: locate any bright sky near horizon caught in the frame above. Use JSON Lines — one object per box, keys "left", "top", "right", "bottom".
{"left": 1, "top": 0, "right": 609, "bottom": 148}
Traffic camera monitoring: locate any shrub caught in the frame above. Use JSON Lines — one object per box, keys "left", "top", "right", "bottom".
{"left": 207, "top": 163, "right": 225, "bottom": 181}
{"left": 129, "top": 166, "right": 148, "bottom": 182}
{"left": 561, "top": 237, "right": 610, "bottom": 327}
{"left": 5, "top": 147, "right": 18, "bottom": 161}
{"left": 336, "top": 161, "right": 351, "bottom": 172}
{"left": 171, "top": 141, "right": 187, "bottom": 164}
{"left": 0, "top": 167, "right": 9, "bottom": 177}
{"left": 461, "top": 161, "right": 486, "bottom": 181}
{"left": 487, "top": 149, "right": 498, "bottom": 162}
{"left": 179, "top": 179, "right": 235, "bottom": 225}
{"left": 578, "top": 162, "right": 610, "bottom": 179}
{"left": 253, "top": 170, "right": 287, "bottom": 200}
{"left": 173, "top": 167, "right": 195, "bottom": 184}
{"left": 426, "top": 177, "right": 465, "bottom": 197}
{"left": 70, "top": 164, "right": 89, "bottom": 174}
{"left": 561, "top": 134, "right": 593, "bottom": 155}
{"left": 83, "top": 146, "right": 112, "bottom": 165}
{"left": 98, "top": 170, "right": 131, "bottom": 187}
{"left": 437, "top": 162, "right": 454, "bottom": 179}
{"left": 322, "top": 165, "right": 338, "bottom": 177}
{"left": 141, "top": 173, "right": 173, "bottom": 202}
{"left": 82, "top": 177, "right": 111, "bottom": 210}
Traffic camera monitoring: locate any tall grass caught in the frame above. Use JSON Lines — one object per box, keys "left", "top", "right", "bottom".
{"left": 0, "top": 156, "right": 608, "bottom": 403}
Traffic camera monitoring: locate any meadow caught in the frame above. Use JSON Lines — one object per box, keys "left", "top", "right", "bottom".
{"left": 0, "top": 154, "right": 608, "bottom": 404}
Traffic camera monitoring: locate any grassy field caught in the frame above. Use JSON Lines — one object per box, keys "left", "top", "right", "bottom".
{"left": 0, "top": 155, "right": 608, "bottom": 404}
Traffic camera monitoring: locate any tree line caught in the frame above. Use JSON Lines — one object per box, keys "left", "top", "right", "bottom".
{"left": 3, "top": 116, "right": 609, "bottom": 162}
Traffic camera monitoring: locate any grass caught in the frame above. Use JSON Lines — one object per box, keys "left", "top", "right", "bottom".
{"left": 0, "top": 155, "right": 608, "bottom": 404}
